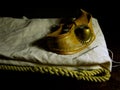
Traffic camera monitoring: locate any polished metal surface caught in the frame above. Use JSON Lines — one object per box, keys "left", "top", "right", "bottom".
{"left": 75, "top": 25, "right": 92, "bottom": 44}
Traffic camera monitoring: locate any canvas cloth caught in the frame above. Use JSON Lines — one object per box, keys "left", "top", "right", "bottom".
{"left": 0, "top": 16, "right": 112, "bottom": 72}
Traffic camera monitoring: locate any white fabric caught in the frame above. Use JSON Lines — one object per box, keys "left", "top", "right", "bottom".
{"left": 0, "top": 16, "right": 112, "bottom": 71}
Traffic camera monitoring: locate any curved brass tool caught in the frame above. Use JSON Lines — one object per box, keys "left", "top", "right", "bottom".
{"left": 46, "top": 9, "right": 96, "bottom": 55}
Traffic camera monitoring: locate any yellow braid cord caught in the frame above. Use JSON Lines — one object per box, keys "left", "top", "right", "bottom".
{"left": 0, "top": 64, "right": 110, "bottom": 82}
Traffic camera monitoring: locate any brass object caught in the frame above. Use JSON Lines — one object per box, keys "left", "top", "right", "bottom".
{"left": 46, "top": 9, "right": 96, "bottom": 55}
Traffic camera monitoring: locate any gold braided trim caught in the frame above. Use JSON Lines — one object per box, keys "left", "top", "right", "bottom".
{"left": 0, "top": 64, "right": 111, "bottom": 82}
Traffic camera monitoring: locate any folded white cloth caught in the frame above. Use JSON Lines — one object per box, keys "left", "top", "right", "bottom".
{"left": 0, "top": 16, "right": 112, "bottom": 70}
{"left": 0, "top": 16, "right": 112, "bottom": 82}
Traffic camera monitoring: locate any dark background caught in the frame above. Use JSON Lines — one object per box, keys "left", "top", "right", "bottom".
{"left": 0, "top": 1, "right": 120, "bottom": 89}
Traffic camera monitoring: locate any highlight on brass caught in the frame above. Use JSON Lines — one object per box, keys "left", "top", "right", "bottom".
{"left": 75, "top": 24, "right": 92, "bottom": 44}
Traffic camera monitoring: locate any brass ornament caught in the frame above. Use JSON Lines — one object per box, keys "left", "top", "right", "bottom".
{"left": 46, "top": 9, "right": 96, "bottom": 55}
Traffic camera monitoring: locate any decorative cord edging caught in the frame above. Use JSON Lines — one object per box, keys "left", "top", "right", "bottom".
{"left": 0, "top": 64, "right": 111, "bottom": 82}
